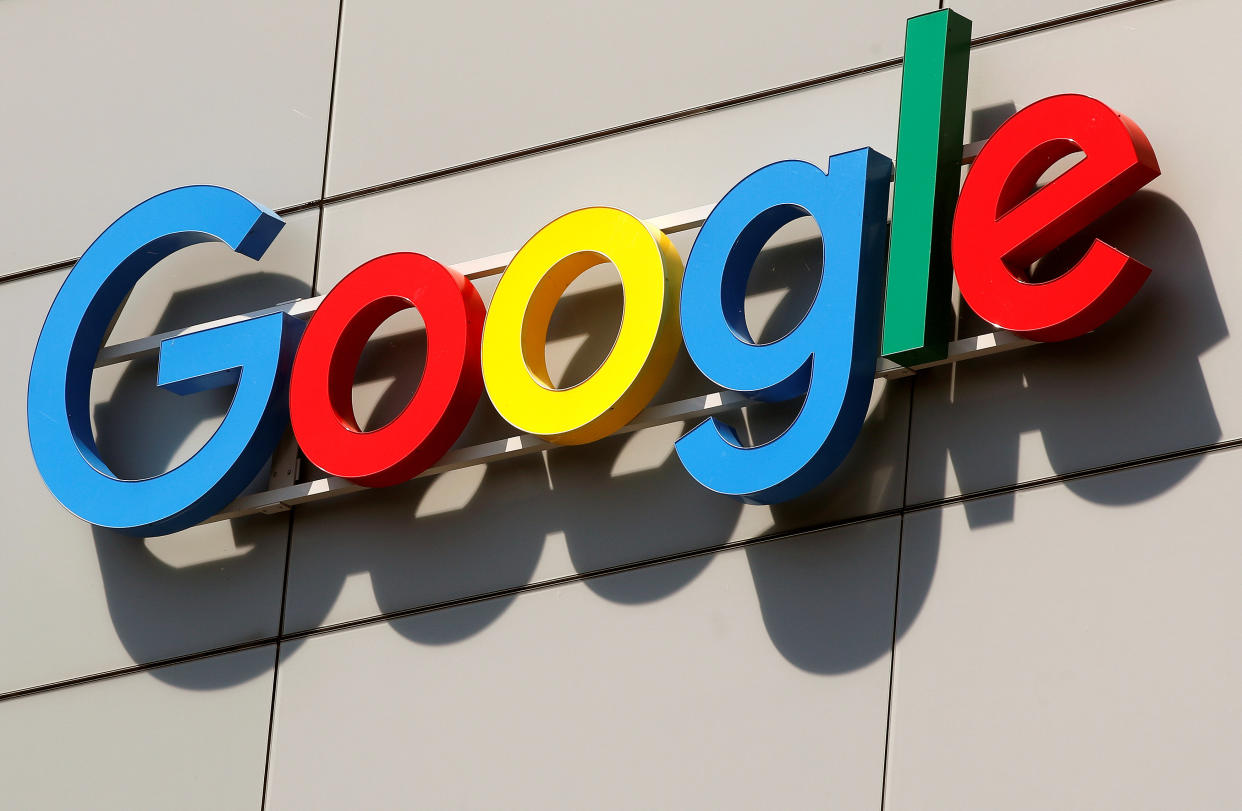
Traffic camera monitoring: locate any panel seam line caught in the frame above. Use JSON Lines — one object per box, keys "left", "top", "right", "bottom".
{"left": 879, "top": 373, "right": 917, "bottom": 809}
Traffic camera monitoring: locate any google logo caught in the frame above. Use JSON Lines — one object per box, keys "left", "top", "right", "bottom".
{"left": 26, "top": 10, "right": 1160, "bottom": 536}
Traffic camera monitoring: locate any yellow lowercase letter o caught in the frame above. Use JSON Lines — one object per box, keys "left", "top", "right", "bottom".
{"left": 482, "top": 207, "right": 684, "bottom": 444}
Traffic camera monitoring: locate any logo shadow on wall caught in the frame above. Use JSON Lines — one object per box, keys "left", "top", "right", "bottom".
{"left": 90, "top": 272, "right": 311, "bottom": 690}
{"left": 891, "top": 186, "right": 1226, "bottom": 654}
{"left": 915, "top": 106, "right": 1226, "bottom": 520}
{"left": 892, "top": 105, "right": 1226, "bottom": 652}
{"left": 90, "top": 136, "right": 1223, "bottom": 689}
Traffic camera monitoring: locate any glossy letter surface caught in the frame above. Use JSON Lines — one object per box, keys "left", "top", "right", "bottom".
{"left": 289, "top": 253, "right": 486, "bottom": 486}
{"left": 952, "top": 94, "right": 1160, "bottom": 340}
{"left": 675, "top": 149, "right": 892, "bottom": 504}
{"left": 27, "top": 186, "right": 302, "bottom": 536}
{"left": 482, "top": 207, "right": 683, "bottom": 444}
{"left": 881, "top": 8, "right": 971, "bottom": 365}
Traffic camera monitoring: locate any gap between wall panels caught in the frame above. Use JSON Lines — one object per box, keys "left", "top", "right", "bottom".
{"left": 260, "top": 0, "right": 347, "bottom": 806}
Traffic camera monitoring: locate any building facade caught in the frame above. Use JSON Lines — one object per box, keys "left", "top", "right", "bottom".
{"left": 1, "top": 0, "right": 1238, "bottom": 807}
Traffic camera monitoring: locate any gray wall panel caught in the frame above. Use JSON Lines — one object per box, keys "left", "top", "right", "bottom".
{"left": 887, "top": 447, "right": 1242, "bottom": 809}
{"left": 326, "top": 0, "right": 931, "bottom": 195}
{"left": 0, "top": 647, "right": 276, "bottom": 811}
{"left": 951, "top": 0, "right": 1163, "bottom": 37}
{"left": 268, "top": 519, "right": 898, "bottom": 809}
{"left": 907, "top": 0, "right": 1241, "bottom": 505}
{"left": 318, "top": 64, "right": 904, "bottom": 283}
{"left": 0, "top": 0, "right": 339, "bottom": 275}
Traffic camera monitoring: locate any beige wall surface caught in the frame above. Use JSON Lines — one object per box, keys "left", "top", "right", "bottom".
{"left": 1, "top": 1, "right": 1233, "bottom": 809}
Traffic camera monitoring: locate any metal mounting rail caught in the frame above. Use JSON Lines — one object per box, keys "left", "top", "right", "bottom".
{"left": 204, "top": 328, "right": 1032, "bottom": 524}
{"left": 90, "top": 138, "right": 1034, "bottom": 523}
